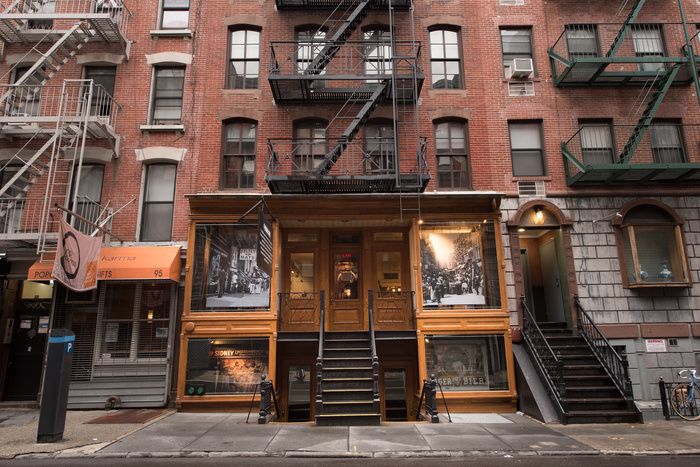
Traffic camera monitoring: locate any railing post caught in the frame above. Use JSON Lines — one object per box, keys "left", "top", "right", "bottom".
{"left": 258, "top": 374, "right": 273, "bottom": 424}
{"left": 316, "top": 290, "right": 325, "bottom": 420}
{"left": 556, "top": 354, "right": 566, "bottom": 408}
{"left": 659, "top": 377, "right": 670, "bottom": 420}
{"left": 426, "top": 374, "right": 439, "bottom": 423}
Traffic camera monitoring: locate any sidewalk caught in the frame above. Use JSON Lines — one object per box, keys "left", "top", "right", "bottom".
{"left": 4, "top": 409, "right": 700, "bottom": 460}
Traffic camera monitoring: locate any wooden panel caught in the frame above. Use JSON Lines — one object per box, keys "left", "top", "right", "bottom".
{"left": 374, "top": 292, "right": 414, "bottom": 330}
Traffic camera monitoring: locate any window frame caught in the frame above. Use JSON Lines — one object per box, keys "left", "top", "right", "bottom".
{"left": 433, "top": 118, "right": 471, "bottom": 189}
{"left": 649, "top": 120, "right": 687, "bottom": 164}
{"left": 613, "top": 200, "right": 691, "bottom": 288}
{"left": 139, "top": 163, "right": 177, "bottom": 242}
{"left": 429, "top": 26, "right": 463, "bottom": 89}
{"left": 508, "top": 120, "right": 546, "bottom": 177}
{"left": 363, "top": 118, "right": 395, "bottom": 175}
{"left": 292, "top": 118, "right": 328, "bottom": 173}
{"left": 227, "top": 26, "right": 261, "bottom": 90}
{"left": 221, "top": 119, "right": 257, "bottom": 190}
{"left": 577, "top": 119, "right": 616, "bottom": 165}
{"left": 631, "top": 24, "right": 667, "bottom": 72}
{"left": 500, "top": 27, "right": 535, "bottom": 77}
{"left": 565, "top": 24, "right": 600, "bottom": 58}
{"left": 159, "top": 0, "right": 190, "bottom": 30}
{"left": 363, "top": 25, "right": 393, "bottom": 82}
{"left": 149, "top": 65, "right": 186, "bottom": 126}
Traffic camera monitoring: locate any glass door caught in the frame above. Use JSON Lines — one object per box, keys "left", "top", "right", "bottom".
{"left": 328, "top": 238, "right": 364, "bottom": 331}
{"left": 287, "top": 364, "right": 312, "bottom": 421}
{"left": 383, "top": 368, "right": 408, "bottom": 421}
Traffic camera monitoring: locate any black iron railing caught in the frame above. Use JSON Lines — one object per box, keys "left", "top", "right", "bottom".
{"left": 575, "top": 296, "right": 635, "bottom": 406}
{"left": 246, "top": 374, "right": 282, "bottom": 424}
{"left": 415, "top": 374, "right": 451, "bottom": 423}
{"left": 315, "top": 290, "right": 326, "bottom": 418}
{"left": 520, "top": 295, "right": 567, "bottom": 414}
{"left": 368, "top": 289, "right": 380, "bottom": 415}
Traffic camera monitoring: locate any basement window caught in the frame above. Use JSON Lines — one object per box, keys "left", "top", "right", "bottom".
{"left": 614, "top": 201, "right": 690, "bottom": 288}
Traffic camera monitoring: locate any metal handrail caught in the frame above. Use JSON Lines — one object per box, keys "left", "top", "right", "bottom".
{"left": 368, "top": 289, "right": 379, "bottom": 414}
{"left": 315, "top": 290, "right": 325, "bottom": 418}
{"left": 574, "top": 296, "right": 634, "bottom": 401}
{"left": 520, "top": 295, "right": 567, "bottom": 414}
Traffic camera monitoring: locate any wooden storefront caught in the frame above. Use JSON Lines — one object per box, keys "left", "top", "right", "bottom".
{"left": 177, "top": 193, "right": 517, "bottom": 416}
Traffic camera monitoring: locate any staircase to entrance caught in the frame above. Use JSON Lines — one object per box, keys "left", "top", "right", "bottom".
{"left": 521, "top": 297, "right": 642, "bottom": 424}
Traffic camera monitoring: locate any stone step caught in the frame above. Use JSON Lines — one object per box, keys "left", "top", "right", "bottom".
{"left": 323, "top": 377, "right": 374, "bottom": 391}
{"left": 322, "top": 400, "right": 376, "bottom": 414}
{"left": 560, "top": 354, "right": 600, "bottom": 365}
{"left": 537, "top": 321, "right": 569, "bottom": 330}
{"left": 550, "top": 344, "right": 592, "bottom": 355}
{"left": 316, "top": 413, "right": 381, "bottom": 426}
{"left": 563, "top": 375, "right": 615, "bottom": 387}
{"left": 565, "top": 386, "right": 622, "bottom": 399}
{"left": 564, "top": 410, "right": 641, "bottom": 424}
{"left": 322, "top": 388, "right": 374, "bottom": 402}
{"left": 564, "top": 398, "right": 630, "bottom": 411}
{"left": 563, "top": 364, "right": 607, "bottom": 376}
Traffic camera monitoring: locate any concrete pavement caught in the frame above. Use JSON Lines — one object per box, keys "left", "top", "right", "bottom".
{"left": 2, "top": 409, "right": 700, "bottom": 460}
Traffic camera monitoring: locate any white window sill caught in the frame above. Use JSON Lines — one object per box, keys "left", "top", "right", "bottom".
{"left": 140, "top": 124, "right": 185, "bottom": 133}
{"left": 150, "top": 29, "right": 193, "bottom": 38}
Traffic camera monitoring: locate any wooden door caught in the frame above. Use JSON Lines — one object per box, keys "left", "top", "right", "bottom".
{"left": 328, "top": 245, "right": 364, "bottom": 331}
{"left": 280, "top": 246, "right": 320, "bottom": 332}
{"left": 372, "top": 237, "right": 414, "bottom": 330}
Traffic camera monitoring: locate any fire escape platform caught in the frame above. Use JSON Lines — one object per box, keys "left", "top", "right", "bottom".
{"left": 564, "top": 163, "right": 700, "bottom": 185}
{"left": 0, "top": 116, "right": 117, "bottom": 141}
{"left": 0, "top": 14, "right": 126, "bottom": 44}
{"left": 266, "top": 172, "right": 430, "bottom": 194}
{"left": 269, "top": 74, "right": 423, "bottom": 104}
{"left": 275, "top": 0, "right": 410, "bottom": 10}
{"left": 550, "top": 57, "right": 693, "bottom": 86}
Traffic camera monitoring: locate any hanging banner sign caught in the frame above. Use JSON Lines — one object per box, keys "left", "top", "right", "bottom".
{"left": 257, "top": 205, "right": 273, "bottom": 276}
{"left": 52, "top": 218, "right": 102, "bottom": 292}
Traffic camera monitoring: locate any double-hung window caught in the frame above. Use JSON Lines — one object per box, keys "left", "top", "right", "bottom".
{"left": 501, "top": 28, "right": 534, "bottom": 77}
{"left": 84, "top": 65, "right": 116, "bottom": 117}
{"left": 429, "top": 28, "right": 462, "bottom": 89}
{"left": 10, "top": 66, "right": 40, "bottom": 117}
{"left": 293, "top": 119, "right": 327, "bottom": 173}
{"left": 364, "top": 28, "right": 392, "bottom": 82}
{"left": 0, "top": 165, "right": 22, "bottom": 233}
{"left": 364, "top": 120, "right": 394, "bottom": 174}
{"left": 509, "top": 121, "right": 545, "bottom": 176}
{"left": 650, "top": 122, "right": 685, "bottom": 163}
{"left": 297, "top": 27, "right": 326, "bottom": 74}
{"left": 435, "top": 120, "right": 470, "bottom": 189}
{"left": 565, "top": 24, "right": 599, "bottom": 58}
{"left": 632, "top": 24, "right": 665, "bottom": 72}
{"left": 160, "top": 0, "right": 189, "bottom": 30}
{"left": 579, "top": 121, "right": 614, "bottom": 165}
{"left": 151, "top": 67, "right": 185, "bottom": 125}
{"left": 70, "top": 164, "right": 105, "bottom": 233}
{"left": 222, "top": 121, "right": 256, "bottom": 189}
{"left": 140, "top": 164, "right": 176, "bottom": 242}
{"left": 228, "top": 28, "right": 260, "bottom": 89}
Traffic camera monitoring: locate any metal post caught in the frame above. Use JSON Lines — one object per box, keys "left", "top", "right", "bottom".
{"left": 258, "top": 374, "right": 272, "bottom": 424}
{"left": 659, "top": 377, "right": 670, "bottom": 420}
{"left": 426, "top": 374, "right": 439, "bottom": 423}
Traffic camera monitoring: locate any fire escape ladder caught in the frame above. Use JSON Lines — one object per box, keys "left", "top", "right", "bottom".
{"left": 0, "top": 130, "right": 61, "bottom": 219}
{"left": 0, "top": 22, "right": 93, "bottom": 107}
{"left": 306, "top": 0, "right": 371, "bottom": 74}
{"left": 316, "top": 81, "right": 387, "bottom": 176}
{"left": 618, "top": 64, "right": 680, "bottom": 164}
{"left": 605, "top": 0, "right": 647, "bottom": 58}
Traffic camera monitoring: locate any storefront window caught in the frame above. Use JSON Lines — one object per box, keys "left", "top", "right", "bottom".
{"left": 190, "top": 224, "right": 272, "bottom": 311}
{"left": 425, "top": 334, "right": 508, "bottom": 391}
{"left": 185, "top": 337, "right": 269, "bottom": 395}
{"left": 420, "top": 221, "right": 501, "bottom": 309}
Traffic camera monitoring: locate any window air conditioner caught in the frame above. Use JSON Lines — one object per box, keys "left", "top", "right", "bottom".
{"left": 507, "top": 58, "right": 534, "bottom": 79}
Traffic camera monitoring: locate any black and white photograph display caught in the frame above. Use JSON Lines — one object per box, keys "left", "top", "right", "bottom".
{"left": 420, "top": 224, "right": 486, "bottom": 307}
{"left": 191, "top": 224, "right": 271, "bottom": 310}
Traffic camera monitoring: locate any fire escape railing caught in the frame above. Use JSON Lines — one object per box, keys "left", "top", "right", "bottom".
{"left": 315, "top": 290, "right": 326, "bottom": 418}
{"left": 520, "top": 295, "right": 567, "bottom": 416}
{"left": 367, "top": 289, "right": 380, "bottom": 415}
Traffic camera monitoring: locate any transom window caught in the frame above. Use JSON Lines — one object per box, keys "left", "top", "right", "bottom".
{"left": 501, "top": 28, "right": 534, "bottom": 77}
{"left": 429, "top": 28, "right": 462, "bottom": 89}
{"left": 222, "top": 120, "right": 256, "bottom": 189}
{"left": 615, "top": 202, "right": 689, "bottom": 287}
{"left": 160, "top": 0, "right": 189, "bottom": 30}
{"left": 434, "top": 120, "right": 470, "bottom": 189}
{"left": 228, "top": 28, "right": 260, "bottom": 89}
{"left": 151, "top": 67, "right": 185, "bottom": 125}
{"left": 578, "top": 122, "right": 614, "bottom": 165}
{"left": 509, "top": 121, "right": 545, "bottom": 176}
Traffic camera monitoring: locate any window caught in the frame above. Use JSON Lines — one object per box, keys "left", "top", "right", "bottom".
{"left": 650, "top": 122, "right": 685, "bottom": 163}
{"left": 435, "top": 120, "right": 470, "bottom": 189}
{"left": 140, "top": 164, "right": 176, "bottom": 242}
{"left": 160, "top": 0, "right": 189, "bottom": 30}
{"left": 578, "top": 122, "right": 614, "bottom": 165}
{"left": 429, "top": 28, "right": 462, "bottom": 89}
{"left": 228, "top": 28, "right": 260, "bottom": 89}
{"left": 222, "top": 120, "right": 256, "bottom": 189}
{"left": 509, "top": 121, "right": 545, "bottom": 176}
{"left": 293, "top": 119, "right": 327, "bottom": 173}
{"left": 364, "top": 120, "right": 394, "bottom": 174}
{"left": 27, "top": 0, "right": 54, "bottom": 29}
{"left": 501, "top": 28, "right": 533, "bottom": 77}
{"left": 296, "top": 26, "right": 326, "bottom": 74}
{"left": 69, "top": 164, "right": 105, "bottom": 233}
{"left": 10, "top": 66, "right": 40, "bottom": 117}
{"left": 364, "top": 27, "right": 392, "bottom": 82}
{"left": 84, "top": 66, "right": 116, "bottom": 116}
{"left": 565, "top": 24, "right": 599, "bottom": 58}
{"left": 100, "top": 283, "right": 173, "bottom": 361}
{"left": 614, "top": 202, "right": 689, "bottom": 287}
{"left": 0, "top": 164, "right": 22, "bottom": 234}
{"left": 632, "top": 25, "right": 665, "bottom": 72}
{"left": 150, "top": 67, "right": 185, "bottom": 125}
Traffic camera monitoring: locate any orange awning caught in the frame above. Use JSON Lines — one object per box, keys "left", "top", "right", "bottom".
{"left": 27, "top": 246, "right": 181, "bottom": 282}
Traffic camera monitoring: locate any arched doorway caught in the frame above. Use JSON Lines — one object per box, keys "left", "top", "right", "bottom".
{"left": 508, "top": 201, "right": 577, "bottom": 330}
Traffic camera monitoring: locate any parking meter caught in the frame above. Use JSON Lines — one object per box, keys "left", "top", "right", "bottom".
{"left": 37, "top": 329, "right": 74, "bottom": 443}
